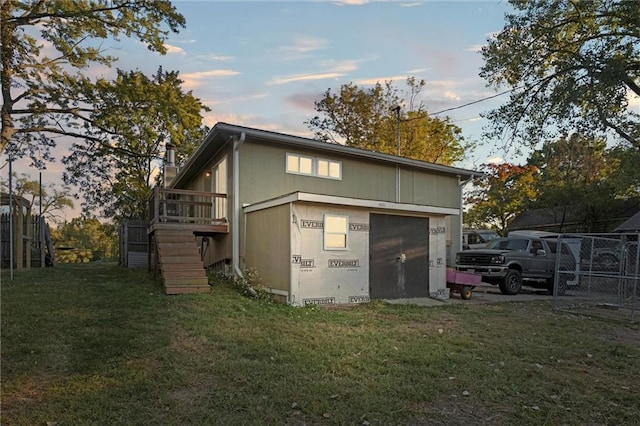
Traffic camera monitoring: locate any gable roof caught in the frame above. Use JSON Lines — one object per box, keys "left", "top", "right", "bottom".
{"left": 171, "top": 122, "right": 483, "bottom": 188}
{"left": 614, "top": 209, "right": 640, "bottom": 232}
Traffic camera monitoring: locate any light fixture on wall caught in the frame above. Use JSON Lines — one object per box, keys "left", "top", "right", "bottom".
{"left": 205, "top": 171, "right": 211, "bottom": 177}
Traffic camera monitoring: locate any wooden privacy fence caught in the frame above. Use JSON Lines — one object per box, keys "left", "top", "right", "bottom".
{"left": 1, "top": 214, "right": 53, "bottom": 269}
{"left": 119, "top": 220, "right": 148, "bottom": 268}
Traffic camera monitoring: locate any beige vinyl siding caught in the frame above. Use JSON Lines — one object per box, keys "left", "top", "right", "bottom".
{"left": 245, "top": 203, "right": 291, "bottom": 292}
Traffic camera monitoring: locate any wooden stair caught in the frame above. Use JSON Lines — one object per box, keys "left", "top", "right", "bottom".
{"left": 154, "top": 229, "right": 210, "bottom": 295}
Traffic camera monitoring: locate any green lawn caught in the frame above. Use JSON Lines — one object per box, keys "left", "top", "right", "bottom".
{"left": 2, "top": 263, "right": 639, "bottom": 425}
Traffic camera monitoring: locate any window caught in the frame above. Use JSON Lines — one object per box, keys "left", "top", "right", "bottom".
{"left": 317, "top": 159, "right": 342, "bottom": 179}
{"left": 324, "top": 214, "right": 348, "bottom": 250}
{"left": 286, "top": 153, "right": 342, "bottom": 180}
{"left": 212, "top": 157, "right": 227, "bottom": 219}
{"left": 286, "top": 153, "right": 313, "bottom": 175}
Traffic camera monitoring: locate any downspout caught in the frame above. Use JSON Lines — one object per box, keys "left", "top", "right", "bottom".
{"left": 232, "top": 132, "right": 246, "bottom": 278}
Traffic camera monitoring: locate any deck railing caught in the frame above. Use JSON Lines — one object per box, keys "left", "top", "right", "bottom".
{"left": 149, "top": 187, "right": 227, "bottom": 226}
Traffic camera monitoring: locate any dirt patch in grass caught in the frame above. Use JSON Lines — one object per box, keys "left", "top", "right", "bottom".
{"left": 1, "top": 374, "right": 51, "bottom": 411}
{"left": 406, "top": 397, "right": 512, "bottom": 425}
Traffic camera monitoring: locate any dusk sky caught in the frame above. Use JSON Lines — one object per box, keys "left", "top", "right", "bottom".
{"left": 11, "top": 0, "right": 520, "bottom": 219}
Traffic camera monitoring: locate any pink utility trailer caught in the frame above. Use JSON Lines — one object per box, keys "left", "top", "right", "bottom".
{"left": 446, "top": 268, "right": 484, "bottom": 300}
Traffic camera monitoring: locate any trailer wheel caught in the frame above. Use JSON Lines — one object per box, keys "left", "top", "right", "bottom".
{"left": 460, "top": 286, "right": 473, "bottom": 300}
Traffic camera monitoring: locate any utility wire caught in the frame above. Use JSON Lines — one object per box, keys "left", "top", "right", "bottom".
{"left": 431, "top": 87, "right": 517, "bottom": 116}
{"left": 401, "top": 86, "right": 519, "bottom": 122}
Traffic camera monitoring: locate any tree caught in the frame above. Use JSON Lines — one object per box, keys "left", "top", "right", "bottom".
{"left": 51, "top": 217, "right": 117, "bottom": 262}
{"left": 464, "top": 163, "right": 538, "bottom": 233}
{"left": 62, "top": 67, "right": 209, "bottom": 221}
{"left": 480, "top": 0, "right": 640, "bottom": 151}
{"left": 607, "top": 145, "right": 640, "bottom": 199}
{"left": 527, "top": 134, "right": 615, "bottom": 229}
{"left": 526, "top": 134, "right": 638, "bottom": 231}
{"left": 1, "top": 0, "right": 185, "bottom": 164}
{"left": 0, "top": 172, "right": 75, "bottom": 219}
{"left": 306, "top": 77, "right": 468, "bottom": 165}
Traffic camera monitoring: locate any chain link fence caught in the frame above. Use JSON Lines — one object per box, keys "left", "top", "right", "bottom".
{"left": 553, "top": 233, "right": 639, "bottom": 322}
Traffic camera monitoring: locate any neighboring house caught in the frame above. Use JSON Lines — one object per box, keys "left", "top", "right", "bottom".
{"left": 148, "top": 122, "right": 481, "bottom": 304}
{"left": 509, "top": 201, "right": 640, "bottom": 234}
{"left": 614, "top": 210, "right": 640, "bottom": 233}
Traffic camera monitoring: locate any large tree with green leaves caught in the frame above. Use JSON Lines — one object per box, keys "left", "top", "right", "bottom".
{"left": 526, "top": 134, "right": 638, "bottom": 231}
{"left": 306, "top": 77, "right": 468, "bottom": 165}
{"left": 527, "top": 134, "right": 614, "bottom": 228}
{"left": 480, "top": 0, "right": 640, "bottom": 151}
{"left": 1, "top": 172, "right": 75, "bottom": 219}
{"left": 63, "top": 67, "right": 209, "bottom": 221}
{"left": 0, "top": 0, "right": 185, "bottom": 165}
{"left": 51, "top": 217, "right": 117, "bottom": 262}
{"left": 464, "top": 163, "right": 539, "bottom": 233}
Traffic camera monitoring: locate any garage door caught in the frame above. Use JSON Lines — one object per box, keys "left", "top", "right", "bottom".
{"left": 369, "top": 214, "right": 429, "bottom": 299}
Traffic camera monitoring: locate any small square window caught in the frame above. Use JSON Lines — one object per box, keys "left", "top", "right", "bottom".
{"left": 325, "top": 214, "right": 348, "bottom": 250}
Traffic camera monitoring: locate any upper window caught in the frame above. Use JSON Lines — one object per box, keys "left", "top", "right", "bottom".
{"left": 324, "top": 214, "right": 348, "bottom": 250}
{"left": 317, "top": 159, "right": 342, "bottom": 179}
{"left": 286, "top": 153, "right": 342, "bottom": 180}
{"left": 287, "top": 153, "right": 313, "bottom": 175}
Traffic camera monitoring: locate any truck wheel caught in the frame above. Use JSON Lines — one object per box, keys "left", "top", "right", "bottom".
{"left": 460, "top": 286, "right": 473, "bottom": 300}
{"left": 499, "top": 270, "right": 522, "bottom": 295}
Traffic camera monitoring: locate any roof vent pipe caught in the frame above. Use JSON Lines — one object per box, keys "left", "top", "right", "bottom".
{"left": 163, "top": 143, "right": 178, "bottom": 187}
{"left": 166, "top": 143, "right": 176, "bottom": 167}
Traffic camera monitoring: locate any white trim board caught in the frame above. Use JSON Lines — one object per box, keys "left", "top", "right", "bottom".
{"left": 243, "top": 192, "right": 459, "bottom": 216}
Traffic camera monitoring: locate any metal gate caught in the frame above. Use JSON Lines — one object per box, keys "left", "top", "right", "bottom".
{"left": 554, "top": 233, "right": 639, "bottom": 322}
{"left": 369, "top": 214, "right": 429, "bottom": 299}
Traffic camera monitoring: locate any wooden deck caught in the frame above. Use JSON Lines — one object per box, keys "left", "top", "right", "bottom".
{"left": 148, "top": 187, "right": 229, "bottom": 235}
{"left": 148, "top": 187, "right": 229, "bottom": 294}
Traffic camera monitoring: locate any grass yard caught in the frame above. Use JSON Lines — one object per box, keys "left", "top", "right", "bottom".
{"left": 1, "top": 263, "right": 640, "bottom": 425}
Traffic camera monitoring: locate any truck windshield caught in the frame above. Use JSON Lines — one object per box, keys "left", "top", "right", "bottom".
{"left": 477, "top": 231, "right": 500, "bottom": 242}
{"left": 486, "top": 238, "right": 530, "bottom": 251}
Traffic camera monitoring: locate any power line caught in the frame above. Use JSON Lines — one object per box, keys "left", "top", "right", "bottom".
{"left": 400, "top": 86, "right": 519, "bottom": 123}
{"left": 431, "top": 87, "right": 517, "bottom": 116}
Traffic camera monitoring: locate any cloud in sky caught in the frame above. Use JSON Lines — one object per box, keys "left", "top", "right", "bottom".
{"left": 268, "top": 60, "right": 358, "bottom": 85}
{"left": 269, "top": 72, "right": 347, "bottom": 85}
{"left": 181, "top": 69, "right": 241, "bottom": 89}
{"left": 279, "top": 37, "right": 328, "bottom": 55}
{"left": 466, "top": 44, "right": 484, "bottom": 53}
{"left": 333, "top": 0, "right": 370, "bottom": 5}
{"left": 486, "top": 156, "right": 504, "bottom": 164}
{"left": 284, "top": 92, "right": 319, "bottom": 112}
{"left": 164, "top": 43, "right": 185, "bottom": 54}
{"left": 208, "top": 92, "right": 270, "bottom": 106}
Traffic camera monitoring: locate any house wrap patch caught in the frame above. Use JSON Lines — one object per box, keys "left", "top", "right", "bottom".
{"left": 290, "top": 204, "right": 370, "bottom": 306}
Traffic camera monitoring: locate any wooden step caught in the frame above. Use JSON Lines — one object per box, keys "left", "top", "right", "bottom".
{"left": 152, "top": 229, "right": 210, "bottom": 295}
{"left": 158, "top": 247, "right": 200, "bottom": 257}
{"left": 156, "top": 234, "right": 198, "bottom": 244}
{"left": 165, "top": 276, "right": 209, "bottom": 286}
{"left": 161, "top": 269, "right": 207, "bottom": 278}
{"left": 165, "top": 285, "right": 210, "bottom": 295}
{"left": 159, "top": 255, "right": 202, "bottom": 264}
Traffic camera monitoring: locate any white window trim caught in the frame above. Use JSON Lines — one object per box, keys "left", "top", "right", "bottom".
{"left": 286, "top": 153, "right": 314, "bottom": 176}
{"left": 324, "top": 213, "right": 349, "bottom": 250}
{"left": 286, "top": 153, "right": 342, "bottom": 180}
{"left": 317, "top": 158, "right": 342, "bottom": 180}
